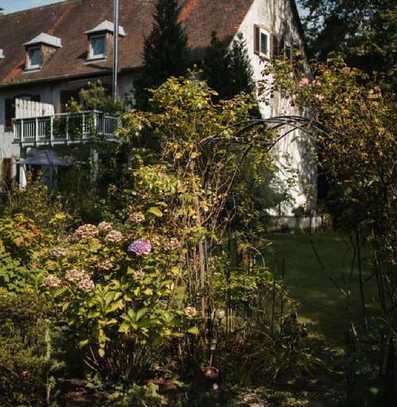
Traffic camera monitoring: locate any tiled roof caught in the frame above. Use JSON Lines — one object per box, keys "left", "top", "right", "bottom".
{"left": 24, "top": 33, "right": 63, "bottom": 48}
{"left": 0, "top": 0, "right": 255, "bottom": 87}
{"left": 85, "top": 20, "right": 127, "bottom": 37}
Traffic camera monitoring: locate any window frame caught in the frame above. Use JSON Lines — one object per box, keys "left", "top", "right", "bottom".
{"left": 26, "top": 46, "right": 43, "bottom": 70}
{"left": 259, "top": 28, "right": 271, "bottom": 59}
{"left": 88, "top": 34, "right": 107, "bottom": 60}
{"left": 254, "top": 25, "right": 271, "bottom": 59}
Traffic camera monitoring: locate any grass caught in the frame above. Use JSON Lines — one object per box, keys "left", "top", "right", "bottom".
{"left": 264, "top": 232, "right": 375, "bottom": 345}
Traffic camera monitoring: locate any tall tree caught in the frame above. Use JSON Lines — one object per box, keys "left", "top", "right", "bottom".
{"left": 203, "top": 32, "right": 254, "bottom": 100}
{"left": 135, "top": 0, "right": 189, "bottom": 108}
{"left": 202, "top": 32, "right": 231, "bottom": 99}
{"left": 228, "top": 33, "right": 255, "bottom": 97}
{"left": 299, "top": 0, "right": 397, "bottom": 91}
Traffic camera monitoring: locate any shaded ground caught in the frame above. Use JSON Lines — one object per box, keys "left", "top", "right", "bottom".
{"left": 265, "top": 232, "right": 375, "bottom": 345}
{"left": 196, "top": 233, "right": 377, "bottom": 406}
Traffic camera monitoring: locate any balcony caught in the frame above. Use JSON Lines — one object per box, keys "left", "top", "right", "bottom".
{"left": 13, "top": 111, "right": 119, "bottom": 147}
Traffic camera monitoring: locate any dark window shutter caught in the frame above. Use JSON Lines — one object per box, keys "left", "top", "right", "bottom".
{"left": 272, "top": 34, "right": 279, "bottom": 58}
{"left": 279, "top": 36, "right": 285, "bottom": 57}
{"left": 5, "top": 98, "right": 15, "bottom": 130}
{"left": 254, "top": 25, "right": 260, "bottom": 55}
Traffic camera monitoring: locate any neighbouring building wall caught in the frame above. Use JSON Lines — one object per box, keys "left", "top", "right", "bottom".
{"left": 237, "top": 0, "right": 316, "bottom": 216}
{"left": 0, "top": 84, "right": 56, "bottom": 183}
{"left": 0, "top": 73, "right": 134, "bottom": 185}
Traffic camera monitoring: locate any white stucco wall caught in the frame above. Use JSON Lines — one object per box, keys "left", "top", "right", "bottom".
{"left": 237, "top": 0, "right": 316, "bottom": 215}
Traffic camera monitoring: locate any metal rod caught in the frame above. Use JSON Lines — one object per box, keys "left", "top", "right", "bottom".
{"left": 112, "top": 0, "right": 119, "bottom": 101}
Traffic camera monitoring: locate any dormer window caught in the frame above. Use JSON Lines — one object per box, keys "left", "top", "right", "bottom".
{"left": 85, "top": 20, "right": 126, "bottom": 61}
{"left": 24, "top": 33, "right": 62, "bottom": 71}
{"left": 27, "top": 47, "right": 42, "bottom": 70}
{"left": 89, "top": 34, "right": 106, "bottom": 60}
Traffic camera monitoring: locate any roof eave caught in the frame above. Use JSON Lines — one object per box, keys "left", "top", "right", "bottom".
{"left": 0, "top": 65, "right": 140, "bottom": 90}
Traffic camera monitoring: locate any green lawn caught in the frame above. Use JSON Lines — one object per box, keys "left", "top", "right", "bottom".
{"left": 265, "top": 232, "right": 375, "bottom": 345}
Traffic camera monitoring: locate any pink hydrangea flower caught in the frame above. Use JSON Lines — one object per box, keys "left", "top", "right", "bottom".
{"left": 49, "top": 247, "right": 68, "bottom": 258}
{"left": 44, "top": 275, "right": 62, "bottom": 289}
{"left": 105, "top": 230, "right": 124, "bottom": 243}
{"left": 65, "top": 269, "right": 87, "bottom": 284}
{"left": 128, "top": 211, "right": 146, "bottom": 224}
{"left": 74, "top": 224, "right": 98, "bottom": 240}
{"left": 97, "top": 260, "right": 113, "bottom": 272}
{"left": 78, "top": 277, "right": 95, "bottom": 292}
{"left": 298, "top": 77, "right": 310, "bottom": 88}
{"left": 65, "top": 269, "right": 95, "bottom": 292}
{"left": 98, "top": 221, "right": 113, "bottom": 234}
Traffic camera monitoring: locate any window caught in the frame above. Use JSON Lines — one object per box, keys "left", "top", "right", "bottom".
{"left": 254, "top": 26, "right": 271, "bottom": 58}
{"left": 89, "top": 35, "right": 106, "bottom": 60}
{"left": 284, "top": 42, "right": 293, "bottom": 61}
{"left": 27, "top": 47, "right": 42, "bottom": 70}
{"left": 260, "top": 30, "right": 269, "bottom": 56}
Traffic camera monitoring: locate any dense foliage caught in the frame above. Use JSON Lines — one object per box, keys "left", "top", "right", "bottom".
{"left": 265, "top": 55, "right": 397, "bottom": 404}
{"left": 203, "top": 32, "right": 255, "bottom": 100}
{"left": 299, "top": 0, "right": 397, "bottom": 91}
{"left": 0, "top": 78, "right": 317, "bottom": 406}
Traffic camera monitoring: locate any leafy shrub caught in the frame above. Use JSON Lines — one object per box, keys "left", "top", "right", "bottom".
{"left": 0, "top": 291, "right": 56, "bottom": 406}
{"left": 0, "top": 241, "right": 39, "bottom": 292}
{"left": 88, "top": 381, "right": 168, "bottom": 407}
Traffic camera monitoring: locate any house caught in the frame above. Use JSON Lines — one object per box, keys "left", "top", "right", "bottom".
{"left": 0, "top": 0, "right": 315, "bottom": 216}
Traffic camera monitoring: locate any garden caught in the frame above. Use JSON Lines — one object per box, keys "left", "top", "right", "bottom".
{"left": 1, "top": 0, "right": 397, "bottom": 406}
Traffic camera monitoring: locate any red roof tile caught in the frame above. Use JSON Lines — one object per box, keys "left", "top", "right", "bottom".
{"left": 0, "top": 0, "right": 255, "bottom": 87}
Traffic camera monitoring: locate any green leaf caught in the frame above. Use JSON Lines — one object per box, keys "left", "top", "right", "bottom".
{"left": 79, "top": 339, "right": 90, "bottom": 348}
{"left": 119, "top": 322, "right": 130, "bottom": 334}
{"left": 143, "top": 288, "right": 153, "bottom": 296}
{"left": 147, "top": 207, "right": 163, "bottom": 217}
{"left": 136, "top": 308, "right": 148, "bottom": 321}
{"left": 187, "top": 326, "right": 200, "bottom": 335}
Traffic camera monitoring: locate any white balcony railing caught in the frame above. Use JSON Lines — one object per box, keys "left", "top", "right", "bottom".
{"left": 13, "top": 111, "right": 119, "bottom": 146}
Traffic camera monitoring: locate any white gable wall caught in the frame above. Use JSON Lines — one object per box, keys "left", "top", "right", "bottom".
{"left": 236, "top": 0, "right": 316, "bottom": 215}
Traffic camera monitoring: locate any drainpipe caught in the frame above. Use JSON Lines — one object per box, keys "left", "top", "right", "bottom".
{"left": 112, "top": 0, "right": 119, "bottom": 101}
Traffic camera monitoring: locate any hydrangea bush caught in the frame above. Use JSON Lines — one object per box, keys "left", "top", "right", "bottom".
{"left": 35, "top": 216, "right": 196, "bottom": 378}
